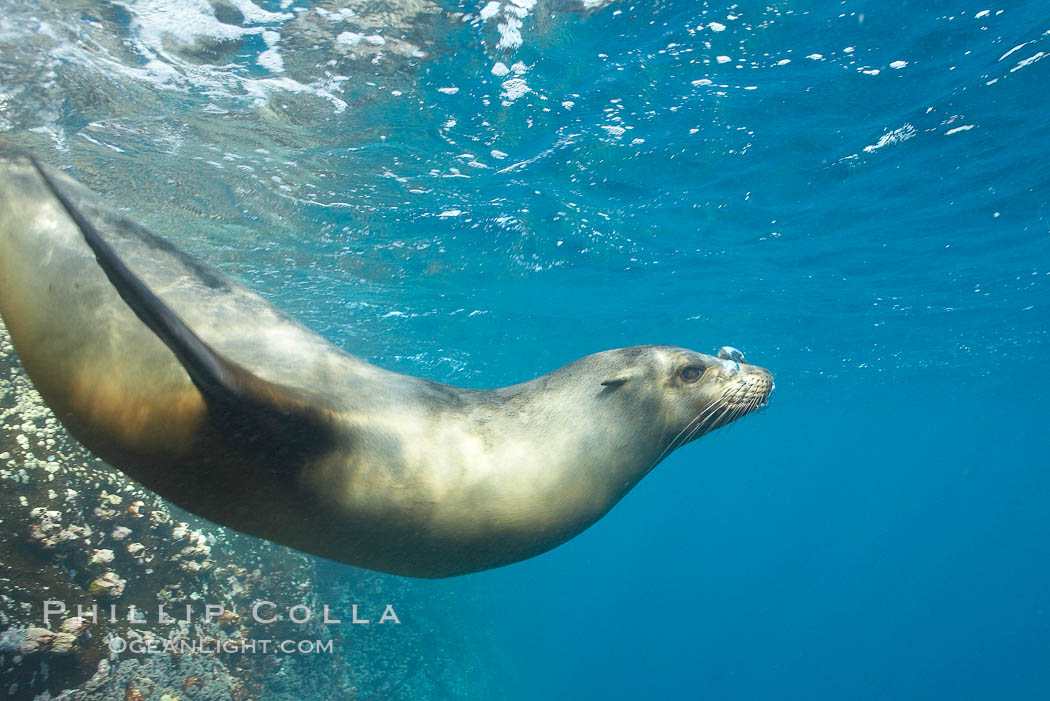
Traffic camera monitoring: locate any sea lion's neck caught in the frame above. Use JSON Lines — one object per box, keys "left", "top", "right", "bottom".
{"left": 460, "top": 376, "right": 673, "bottom": 529}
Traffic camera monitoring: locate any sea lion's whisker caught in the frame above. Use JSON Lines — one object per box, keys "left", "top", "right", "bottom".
{"left": 665, "top": 399, "right": 720, "bottom": 455}
{"left": 645, "top": 398, "right": 723, "bottom": 476}
{"left": 684, "top": 394, "right": 735, "bottom": 444}
{"left": 715, "top": 404, "right": 734, "bottom": 430}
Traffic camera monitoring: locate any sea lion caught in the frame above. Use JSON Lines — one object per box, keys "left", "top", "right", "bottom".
{"left": 0, "top": 154, "right": 773, "bottom": 577}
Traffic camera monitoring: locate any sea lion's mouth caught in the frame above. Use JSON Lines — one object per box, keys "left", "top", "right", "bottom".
{"left": 723, "top": 371, "right": 773, "bottom": 411}
{"left": 704, "top": 367, "right": 773, "bottom": 432}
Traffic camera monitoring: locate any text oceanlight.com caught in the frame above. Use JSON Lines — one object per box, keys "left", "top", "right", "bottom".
{"left": 109, "top": 636, "right": 338, "bottom": 655}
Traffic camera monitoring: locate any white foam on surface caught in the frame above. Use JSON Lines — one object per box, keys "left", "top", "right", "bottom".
{"left": 257, "top": 46, "right": 284, "bottom": 72}
{"left": 114, "top": 0, "right": 260, "bottom": 50}
{"left": 497, "top": 17, "right": 524, "bottom": 50}
{"left": 1010, "top": 51, "right": 1046, "bottom": 73}
{"left": 999, "top": 42, "right": 1029, "bottom": 61}
{"left": 862, "top": 123, "right": 916, "bottom": 153}
{"left": 480, "top": 2, "right": 501, "bottom": 21}
{"left": 90, "top": 0, "right": 349, "bottom": 111}
{"left": 226, "top": 0, "right": 292, "bottom": 25}
{"left": 500, "top": 77, "right": 530, "bottom": 102}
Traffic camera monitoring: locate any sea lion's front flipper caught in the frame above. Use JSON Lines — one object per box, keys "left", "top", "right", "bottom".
{"left": 30, "top": 158, "right": 334, "bottom": 466}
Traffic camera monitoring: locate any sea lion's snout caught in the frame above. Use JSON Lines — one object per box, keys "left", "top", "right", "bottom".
{"left": 741, "top": 365, "right": 774, "bottom": 407}
{"left": 713, "top": 346, "right": 773, "bottom": 405}
{"left": 703, "top": 346, "right": 773, "bottom": 414}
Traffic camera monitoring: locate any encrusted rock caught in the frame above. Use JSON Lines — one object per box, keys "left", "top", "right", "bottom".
{"left": 88, "top": 571, "right": 126, "bottom": 598}
{"left": 89, "top": 548, "right": 116, "bottom": 566}
{"left": 60, "top": 616, "right": 89, "bottom": 634}
{"left": 217, "top": 609, "right": 241, "bottom": 628}
{"left": 19, "top": 627, "right": 55, "bottom": 655}
{"left": 49, "top": 631, "right": 78, "bottom": 654}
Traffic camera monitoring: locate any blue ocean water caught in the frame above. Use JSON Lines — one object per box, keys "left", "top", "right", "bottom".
{"left": 2, "top": 0, "right": 1049, "bottom": 698}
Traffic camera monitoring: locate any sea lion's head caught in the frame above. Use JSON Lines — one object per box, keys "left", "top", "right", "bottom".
{"left": 598, "top": 344, "right": 773, "bottom": 451}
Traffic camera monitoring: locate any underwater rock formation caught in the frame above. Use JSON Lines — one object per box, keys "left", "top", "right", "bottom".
{"left": 0, "top": 318, "right": 493, "bottom": 699}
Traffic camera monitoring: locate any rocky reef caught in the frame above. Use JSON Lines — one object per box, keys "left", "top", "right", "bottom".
{"left": 0, "top": 319, "right": 494, "bottom": 700}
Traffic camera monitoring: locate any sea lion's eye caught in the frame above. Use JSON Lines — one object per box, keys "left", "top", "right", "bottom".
{"left": 680, "top": 365, "right": 702, "bottom": 382}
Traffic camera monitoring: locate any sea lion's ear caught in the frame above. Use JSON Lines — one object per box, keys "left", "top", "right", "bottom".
{"left": 600, "top": 374, "right": 631, "bottom": 388}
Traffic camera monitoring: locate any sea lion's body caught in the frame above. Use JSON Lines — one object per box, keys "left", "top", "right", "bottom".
{"left": 0, "top": 155, "right": 772, "bottom": 577}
